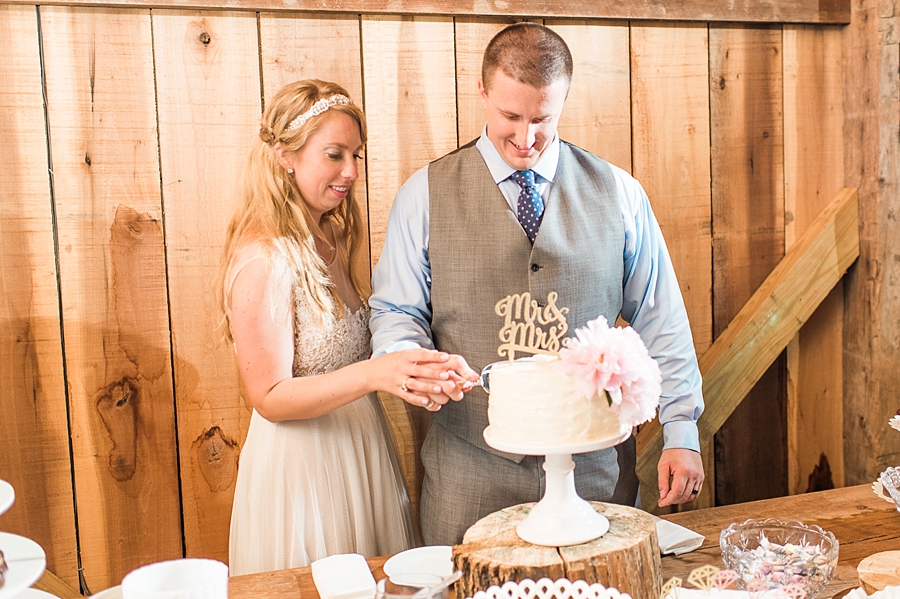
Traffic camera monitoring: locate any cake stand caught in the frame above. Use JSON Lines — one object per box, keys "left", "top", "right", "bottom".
{"left": 0, "top": 479, "right": 47, "bottom": 599}
{"left": 483, "top": 427, "right": 632, "bottom": 547}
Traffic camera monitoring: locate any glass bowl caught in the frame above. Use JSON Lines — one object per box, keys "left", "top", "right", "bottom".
{"left": 719, "top": 518, "right": 839, "bottom": 598}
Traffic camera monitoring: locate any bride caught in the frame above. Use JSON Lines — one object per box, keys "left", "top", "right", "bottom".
{"left": 219, "top": 79, "right": 474, "bottom": 575}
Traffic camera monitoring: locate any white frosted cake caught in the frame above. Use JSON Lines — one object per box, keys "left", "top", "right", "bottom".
{"left": 486, "top": 354, "right": 631, "bottom": 446}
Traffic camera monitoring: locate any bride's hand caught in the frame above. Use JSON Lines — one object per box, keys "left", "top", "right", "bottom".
{"left": 372, "top": 349, "right": 468, "bottom": 409}
{"left": 391, "top": 353, "right": 478, "bottom": 411}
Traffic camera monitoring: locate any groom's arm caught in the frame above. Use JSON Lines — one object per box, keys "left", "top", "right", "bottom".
{"left": 370, "top": 165, "right": 436, "bottom": 357}
{"left": 370, "top": 167, "right": 477, "bottom": 405}
{"left": 612, "top": 164, "right": 705, "bottom": 505}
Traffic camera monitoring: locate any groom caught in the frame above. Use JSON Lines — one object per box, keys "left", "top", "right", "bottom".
{"left": 370, "top": 22, "right": 705, "bottom": 546}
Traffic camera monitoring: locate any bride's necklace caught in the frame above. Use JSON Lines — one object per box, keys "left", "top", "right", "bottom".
{"left": 315, "top": 226, "right": 336, "bottom": 265}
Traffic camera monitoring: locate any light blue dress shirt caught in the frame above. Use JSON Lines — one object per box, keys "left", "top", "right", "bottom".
{"left": 370, "top": 128, "right": 704, "bottom": 452}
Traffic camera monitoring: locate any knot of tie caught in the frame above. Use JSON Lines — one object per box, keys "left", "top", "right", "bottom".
{"left": 509, "top": 169, "right": 536, "bottom": 189}
{"left": 509, "top": 170, "right": 544, "bottom": 244}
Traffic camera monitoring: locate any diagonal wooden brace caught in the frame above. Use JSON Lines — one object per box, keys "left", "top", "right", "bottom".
{"left": 635, "top": 188, "right": 859, "bottom": 495}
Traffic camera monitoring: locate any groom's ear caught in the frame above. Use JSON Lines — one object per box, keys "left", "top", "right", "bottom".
{"left": 478, "top": 79, "right": 488, "bottom": 107}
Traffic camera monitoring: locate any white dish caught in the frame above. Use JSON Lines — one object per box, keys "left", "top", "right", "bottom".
{"left": 0, "top": 532, "right": 46, "bottom": 599}
{"left": 90, "top": 585, "right": 123, "bottom": 599}
{"left": 12, "top": 589, "right": 61, "bottom": 598}
{"left": 383, "top": 546, "right": 452, "bottom": 587}
{"left": 0, "top": 480, "right": 14, "bottom": 516}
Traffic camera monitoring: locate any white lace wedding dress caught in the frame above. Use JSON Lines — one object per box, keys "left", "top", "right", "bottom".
{"left": 227, "top": 245, "right": 415, "bottom": 576}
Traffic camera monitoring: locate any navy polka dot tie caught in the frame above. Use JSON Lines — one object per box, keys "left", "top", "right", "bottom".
{"left": 510, "top": 169, "right": 544, "bottom": 244}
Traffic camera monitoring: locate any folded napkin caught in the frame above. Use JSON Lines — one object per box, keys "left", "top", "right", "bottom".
{"left": 655, "top": 518, "right": 705, "bottom": 555}
{"left": 846, "top": 586, "right": 900, "bottom": 599}
{"left": 312, "top": 554, "right": 377, "bottom": 599}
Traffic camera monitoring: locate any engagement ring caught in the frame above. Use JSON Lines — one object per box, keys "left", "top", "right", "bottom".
{"left": 400, "top": 378, "right": 410, "bottom": 393}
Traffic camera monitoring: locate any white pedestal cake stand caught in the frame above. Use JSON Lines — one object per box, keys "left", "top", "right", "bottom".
{"left": 483, "top": 427, "right": 632, "bottom": 547}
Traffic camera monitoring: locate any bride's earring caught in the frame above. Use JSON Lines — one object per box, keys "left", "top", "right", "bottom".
{"left": 287, "top": 168, "right": 294, "bottom": 175}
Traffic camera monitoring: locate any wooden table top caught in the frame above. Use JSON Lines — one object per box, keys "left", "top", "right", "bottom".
{"left": 228, "top": 484, "right": 900, "bottom": 598}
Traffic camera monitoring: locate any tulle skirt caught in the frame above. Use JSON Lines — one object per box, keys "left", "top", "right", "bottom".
{"left": 229, "top": 393, "right": 415, "bottom": 575}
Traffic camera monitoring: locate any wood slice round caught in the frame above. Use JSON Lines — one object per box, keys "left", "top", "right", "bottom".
{"left": 858, "top": 550, "right": 900, "bottom": 594}
{"left": 453, "top": 502, "right": 661, "bottom": 599}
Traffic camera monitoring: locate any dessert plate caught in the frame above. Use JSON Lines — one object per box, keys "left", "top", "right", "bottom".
{"left": 0, "top": 479, "right": 14, "bottom": 516}
{"left": 13, "top": 589, "right": 61, "bottom": 598}
{"left": 383, "top": 546, "right": 452, "bottom": 586}
{"left": 0, "top": 532, "right": 46, "bottom": 599}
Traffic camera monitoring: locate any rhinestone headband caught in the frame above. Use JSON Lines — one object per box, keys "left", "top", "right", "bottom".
{"left": 286, "top": 94, "right": 351, "bottom": 131}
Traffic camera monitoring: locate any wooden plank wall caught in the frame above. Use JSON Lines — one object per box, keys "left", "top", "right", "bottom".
{"left": 0, "top": 8, "right": 845, "bottom": 592}
{"left": 842, "top": 0, "right": 900, "bottom": 491}
{"left": 708, "top": 25, "right": 787, "bottom": 506}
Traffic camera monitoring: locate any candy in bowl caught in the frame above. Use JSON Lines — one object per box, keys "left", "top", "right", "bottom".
{"left": 719, "top": 518, "right": 838, "bottom": 598}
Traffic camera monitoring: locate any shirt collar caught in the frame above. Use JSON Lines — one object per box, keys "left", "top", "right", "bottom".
{"left": 475, "top": 125, "right": 560, "bottom": 185}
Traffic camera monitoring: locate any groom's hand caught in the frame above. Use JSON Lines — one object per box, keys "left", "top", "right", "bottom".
{"left": 405, "top": 354, "right": 478, "bottom": 411}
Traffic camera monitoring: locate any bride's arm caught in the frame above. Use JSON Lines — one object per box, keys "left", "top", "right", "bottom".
{"left": 229, "top": 254, "right": 461, "bottom": 422}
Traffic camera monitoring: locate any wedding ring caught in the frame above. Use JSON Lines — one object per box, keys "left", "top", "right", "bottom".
{"left": 425, "top": 399, "right": 436, "bottom": 410}
{"left": 691, "top": 489, "right": 700, "bottom": 495}
{"left": 400, "top": 378, "right": 410, "bottom": 393}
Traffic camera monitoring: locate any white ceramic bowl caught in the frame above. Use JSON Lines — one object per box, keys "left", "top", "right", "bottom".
{"left": 121, "top": 558, "right": 227, "bottom": 599}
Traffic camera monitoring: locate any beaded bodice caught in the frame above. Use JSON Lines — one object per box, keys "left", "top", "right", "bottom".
{"left": 292, "top": 295, "right": 371, "bottom": 377}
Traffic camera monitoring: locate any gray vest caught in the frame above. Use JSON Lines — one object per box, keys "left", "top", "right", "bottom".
{"left": 428, "top": 140, "right": 626, "bottom": 459}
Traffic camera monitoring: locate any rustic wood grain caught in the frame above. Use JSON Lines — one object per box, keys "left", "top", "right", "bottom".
{"left": 455, "top": 503, "right": 660, "bottom": 599}
{"left": 630, "top": 23, "right": 712, "bottom": 358}
{"left": 40, "top": 6, "right": 182, "bottom": 590}
{"left": 361, "top": 15, "right": 457, "bottom": 263}
{"left": 259, "top": 13, "right": 362, "bottom": 102}
{"left": 841, "top": 0, "right": 900, "bottom": 491}
{"left": 0, "top": 0, "right": 852, "bottom": 23}
{"left": 229, "top": 556, "right": 388, "bottom": 597}
{"left": 548, "top": 20, "right": 632, "bottom": 173}
{"left": 698, "top": 190, "right": 857, "bottom": 441}
{"left": 454, "top": 17, "right": 516, "bottom": 144}
{"left": 34, "top": 569, "right": 83, "bottom": 598}
{"left": 152, "top": 9, "right": 260, "bottom": 563}
{"left": 708, "top": 25, "right": 788, "bottom": 506}
{"left": 630, "top": 22, "right": 712, "bottom": 511}
{"left": 857, "top": 550, "right": 900, "bottom": 593}
{"left": 636, "top": 189, "right": 859, "bottom": 500}
{"left": 0, "top": 5, "right": 79, "bottom": 588}
{"left": 783, "top": 24, "right": 845, "bottom": 495}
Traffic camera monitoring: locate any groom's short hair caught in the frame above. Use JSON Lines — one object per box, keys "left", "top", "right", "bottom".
{"left": 482, "top": 22, "right": 573, "bottom": 91}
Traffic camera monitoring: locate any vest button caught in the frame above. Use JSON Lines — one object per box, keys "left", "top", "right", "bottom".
{"left": 530, "top": 263, "right": 540, "bottom": 272}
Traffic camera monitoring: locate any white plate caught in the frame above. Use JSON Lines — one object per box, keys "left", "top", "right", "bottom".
{"left": 382, "top": 546, "right": 452, "bottom": 587}
{"left": 0, "top": 532, "right": 46, "bottom": 599}
{"left": 0, "top": 480, "right": 14, "bottom": 516}
{"left": 12, "top": 589, "right": 60, "bottom": 598}
{"left": 90, "top": 585, "right": 123, "bottom": 599}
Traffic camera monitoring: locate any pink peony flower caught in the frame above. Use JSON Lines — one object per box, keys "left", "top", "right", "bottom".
{"left": 557, "top": 316, "right": 661, "bottom": 428}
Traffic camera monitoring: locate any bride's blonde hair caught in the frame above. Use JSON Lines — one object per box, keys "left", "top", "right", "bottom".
{"left": 218, "top": 80, "right": 369, "bottom": 340}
